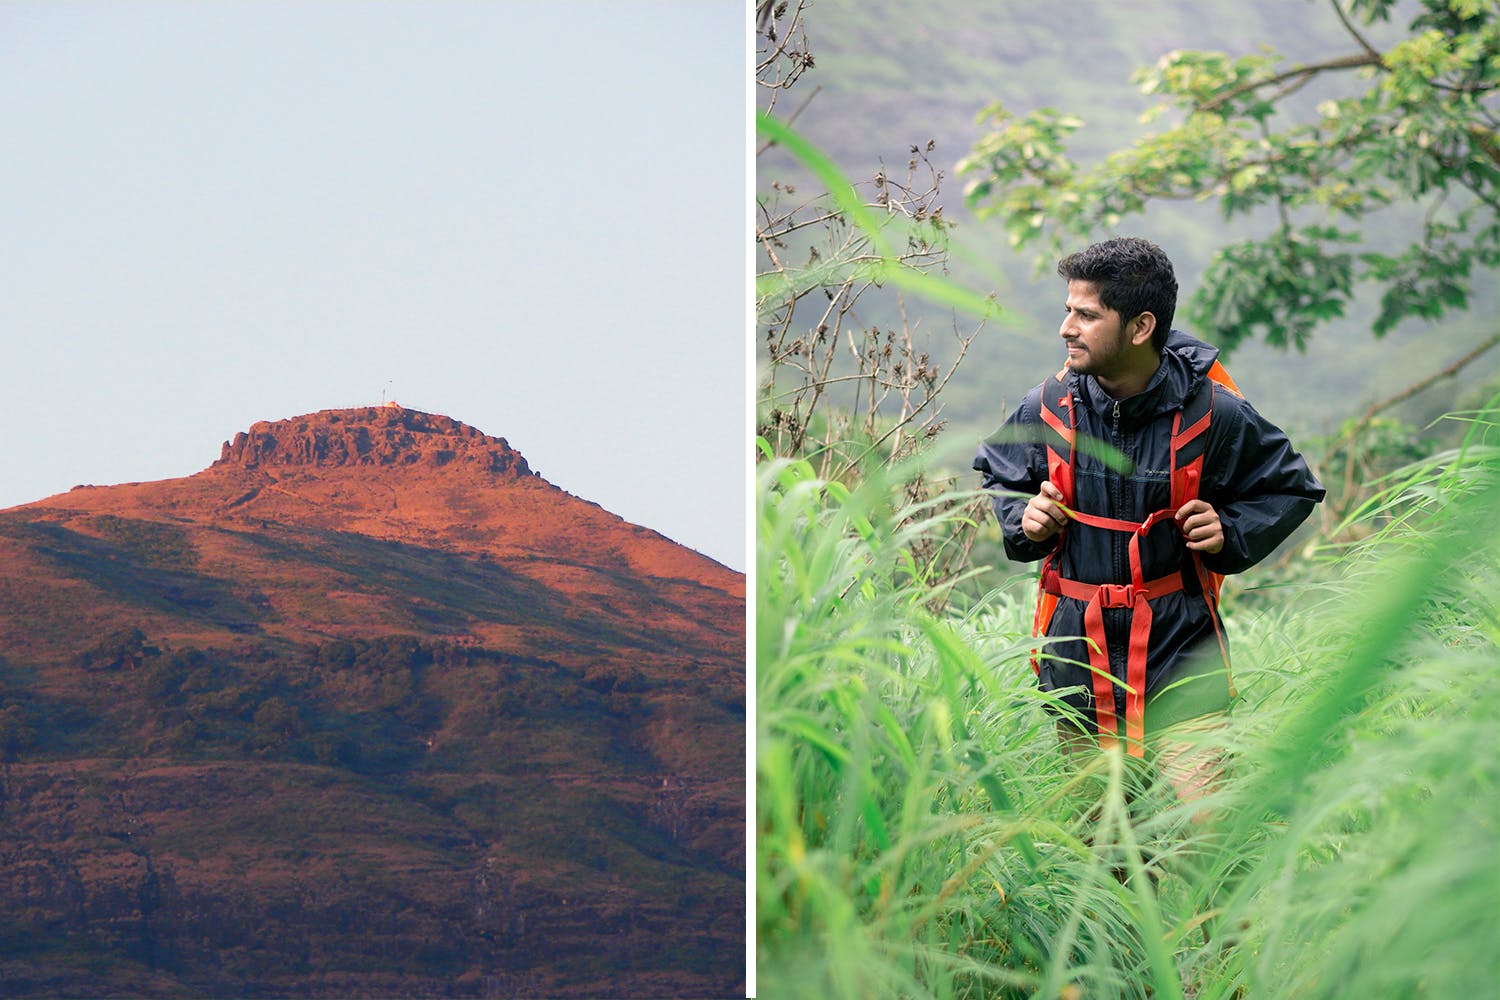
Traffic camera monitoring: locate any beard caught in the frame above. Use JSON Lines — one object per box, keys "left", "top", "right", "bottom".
{"left": 1063, "top": 330, "right": 1128, "bottom": 377}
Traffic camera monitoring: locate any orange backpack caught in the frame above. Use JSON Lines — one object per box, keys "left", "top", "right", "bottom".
{"left": 1032, "top": 359, "right": 1241, "bottom": 756}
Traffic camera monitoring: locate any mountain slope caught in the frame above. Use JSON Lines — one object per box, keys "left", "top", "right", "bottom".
{"left": 0, "top": 406, "right": 744, "bottom": 998}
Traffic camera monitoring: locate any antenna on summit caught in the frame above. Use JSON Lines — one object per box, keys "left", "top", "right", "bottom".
{"left": 379, "top": 380, "right": 401, "bottom": 410}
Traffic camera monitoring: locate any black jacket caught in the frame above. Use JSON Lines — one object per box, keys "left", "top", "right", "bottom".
{"left": 973, "top": 330, "right": 1326, "bottom": 724}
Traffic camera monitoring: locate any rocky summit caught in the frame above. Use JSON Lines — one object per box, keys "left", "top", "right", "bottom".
{"left": 0, "top": 406, "right": 744, "bottom": 999}
{"left": 216, "top": 406, "right": 534, "bottom": 476}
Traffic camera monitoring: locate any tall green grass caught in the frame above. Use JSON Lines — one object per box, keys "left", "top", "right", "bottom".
{"left": 756, "top": 398, "right": 1500, "bottom": 998}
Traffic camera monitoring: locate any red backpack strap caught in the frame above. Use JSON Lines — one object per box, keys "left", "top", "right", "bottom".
{"left": 1038, "top": 371, "right": 1076, "bottom": 508}
{"left": 1171, "top": 373, "right": 1236, "bottom": 696}
{"left": 1031, "top": 370, "right": 1075, "bottom": 675}
{"left": 1029, "top": 558, "right": 1059, "bottom": 677}
{"left": 1169, "top": 378, "right": 1214, "bottom": 511}
{"left": 1169, "top": 378, "right": 1223, "bottom": 593}
{"left": 1170, "top": 360, "right": 1242, "bottom": 505}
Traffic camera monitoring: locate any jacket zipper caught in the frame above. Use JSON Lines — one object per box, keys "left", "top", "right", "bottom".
{"left": 1108, "top": 397, "right": 1126, "bottom": 702}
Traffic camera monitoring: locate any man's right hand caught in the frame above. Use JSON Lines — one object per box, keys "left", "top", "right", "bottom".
{"left": 1021, "top": 480, "right": 1070, "bottom": 543}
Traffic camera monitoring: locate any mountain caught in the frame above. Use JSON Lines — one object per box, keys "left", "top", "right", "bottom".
{"left": 0, "top": 405, "right": 744, "bottom": 999}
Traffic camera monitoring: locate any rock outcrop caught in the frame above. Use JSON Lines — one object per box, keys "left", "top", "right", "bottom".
{"left": 217, "top": 406, "right": 533, "bottom": 477}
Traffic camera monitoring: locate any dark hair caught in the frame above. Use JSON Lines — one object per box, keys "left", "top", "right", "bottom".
{"left": 1056, "top": 237, "right": 1177, "bottom": 352}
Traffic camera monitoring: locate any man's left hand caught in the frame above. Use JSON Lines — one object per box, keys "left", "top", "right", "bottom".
{"left": 1176, "top": 499, "right": 1225, "bottom": 554}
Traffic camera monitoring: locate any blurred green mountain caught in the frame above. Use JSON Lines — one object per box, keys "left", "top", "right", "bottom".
{"left": 759, "top": 0, "right": 1497, "bottom": 455}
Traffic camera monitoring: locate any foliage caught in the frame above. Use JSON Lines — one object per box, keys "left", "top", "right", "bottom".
{"left": 1310, "top": 413, "right": 1435, "bottom": 534}
{"left": 758, "top": 1, "right": 1002, "bottom": 592}
{"left": 756, "top": 394, "right": 1500, "bottom": 998}
{"left": 756, "top": 0, "right": 818, "bottom": 120}
{"left": 756, "top": 106, "right": 992, "bottom": 482}
{"left": 87, "top": 515, "right": 199, "bottom": 570}
{"left": 957, "top": 0, "right": 1500, "bottom": 358}
{"left": 0, "top": 702, "right": 38, "bottom": 759}
{"left": 757, "top": 451, "right": 1217, "bottom": 997}
{"left": 756, "top": 0, "right": 996, "bottom": 476}
{"left": 1191, "top": 394, "right": 1500, "bottom": 998}
{"left": 2, "top": 625, "right": 745, "bottom": 993}
{"left": 756, "top": 454, "right": 1058, "bottom": 997}
{"left": 757, "top": 134, "right": 976, "bottom": 476}
{"left": 17, "top": 635, "right": 640, "bottom": 774}
{"left": 75, "top": 626, "right": 157, "bottom": 671}
{"left": 137, "top": 641, "right": 422, "bottom": 768}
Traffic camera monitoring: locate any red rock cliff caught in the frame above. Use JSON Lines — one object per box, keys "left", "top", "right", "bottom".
{"left": 216, "top": 406, "right": 532, "bottom": 477}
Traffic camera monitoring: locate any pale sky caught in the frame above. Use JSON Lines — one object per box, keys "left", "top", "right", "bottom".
{"left": 0, "top": 0, "right": 746, "bottom": 571}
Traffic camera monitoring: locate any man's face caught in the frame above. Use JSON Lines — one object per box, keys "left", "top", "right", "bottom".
{"left": 1059, "top": 280, "right": 1131, "bottom": 378}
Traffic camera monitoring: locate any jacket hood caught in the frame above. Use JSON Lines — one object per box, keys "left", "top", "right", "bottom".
{"left": 1163, "top": 328, "right": 1222, "bottom": 383}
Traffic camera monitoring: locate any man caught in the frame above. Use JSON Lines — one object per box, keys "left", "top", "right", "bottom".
{"left": 974, "top": 237, "right": 1324, "bottom": 769}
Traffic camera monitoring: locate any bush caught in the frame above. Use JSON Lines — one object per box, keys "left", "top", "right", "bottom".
{"left": 76, "top": 627, "right": 156, "bottom": 671}
{"left": 0, "top": 703, "right": 38, "bottom": 759}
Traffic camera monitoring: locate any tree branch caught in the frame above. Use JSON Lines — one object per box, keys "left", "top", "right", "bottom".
{"left": 1329, "top": 0, "right": 1384, "bottom": 63}
{"left": 1469, "top": 124, "right": 1500, "bottom": 169}
{"left": 1198, "top": 52, "right": 1383, "bottom": 113}
{"left": 1351, "top": 332, "right": 1500, "bottom": 435}
{"left": 758, "top": 85, "right": 822, "bottom": 156}
{"left": 834, "top": 311, "right": 983, "bottom": 481}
